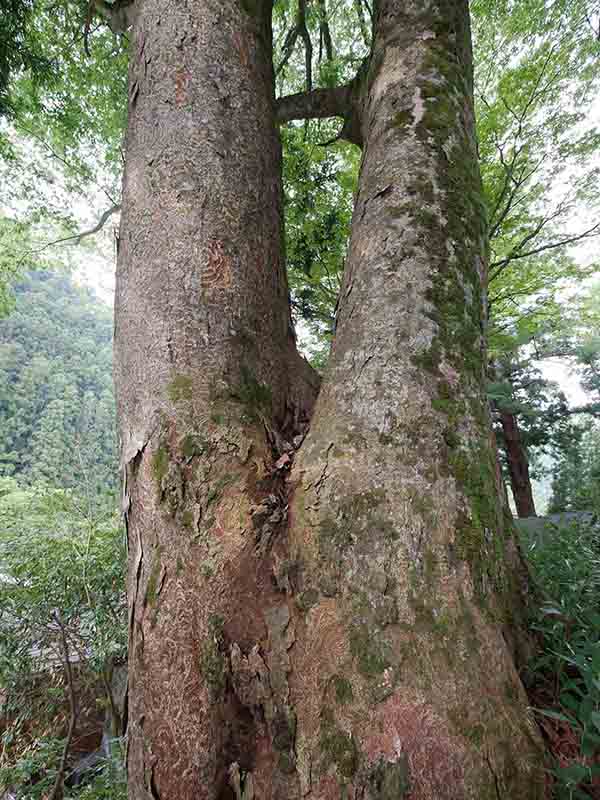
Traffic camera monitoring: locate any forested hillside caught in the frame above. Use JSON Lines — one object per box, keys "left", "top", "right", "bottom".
{"left": 0, "top": 271, "right": 117, "bottom": 500}
{"left": 0, "top": 271, "right": 125, "bottom": 800}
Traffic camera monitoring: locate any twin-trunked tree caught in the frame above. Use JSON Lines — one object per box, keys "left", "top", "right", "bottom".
{"left": 114, "top": 1, "right": 545, "bottom": 797}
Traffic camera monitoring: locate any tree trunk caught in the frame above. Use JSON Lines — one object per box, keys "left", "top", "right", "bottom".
{"left": 499, "top": 410, "right": 537, "bottom": 518}
{"left": 115, "top": 1, "right": 544, "bottom": 798}
{"left": 284, "top": 2, "right": 544, "bottom": 798}
{"left": 114, "top": 2, "right": 317, "bottom": 797}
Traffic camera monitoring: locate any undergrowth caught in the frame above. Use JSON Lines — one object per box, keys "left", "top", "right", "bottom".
{"left": 0, "top": 737, "right": 127, "bottom": 799}
{"left": 522, "top": 514, "right": 600, "bottom": 799}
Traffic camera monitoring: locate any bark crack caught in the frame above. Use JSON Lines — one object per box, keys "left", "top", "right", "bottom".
{"left": 229, "top": 762, "right": 255, "bottom": 800}
{"left": 485, "top": 755, "right": 502, "bottom": 800}
{"left": 315, "top": 442, "right": 334, "bottom": 495}
{"left": 129, "top": 521, "right": 144, "bottom": 643}
{"left": 356, "top": 352, "right": 376, "bottom": 383}
{"left": 149, "top": 764, "right": 162, "bottom": 800}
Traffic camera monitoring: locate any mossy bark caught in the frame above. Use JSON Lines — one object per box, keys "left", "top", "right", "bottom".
{"left": 285, "top": 1, "right": 545, "bottom": 798}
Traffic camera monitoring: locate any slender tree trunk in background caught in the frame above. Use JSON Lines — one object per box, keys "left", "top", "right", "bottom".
{"left": 115, "top": 0, "right": 544, "bottom": 798}
{"left": 114, "top": 1, "right": 317, "bottom": 797}
{"left": 286, "top": 1, "right": 543, "bottom": 797}
{"left": 500, "top": 410, "right": 537, "bottom": 518}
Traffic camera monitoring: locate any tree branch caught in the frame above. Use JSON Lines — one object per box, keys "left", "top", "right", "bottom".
{"left": 71, "top": 203, "right": 122, "bottom": 244}
{"left": 353, "top": 0, "right": 371, "bottom": 45}
{"left": 276, "top": 0, "right": 313, "bottom": 91}
{"left": 26, "top": 203, "right": 121, "bottom": 260}
{"left": 276, "top": 84, "right": 352, "bottom": 123}
{"left": 277, "top": 26, "right": 300, "bottom": 78}
{"left": 490, "top": 220, "right": 600, "bottom": 278}
{"left": 298, "top": 0, "right": 313, "bottom": 92}
{"left": 317, "top": 0, "right": 333, "bottom": 62}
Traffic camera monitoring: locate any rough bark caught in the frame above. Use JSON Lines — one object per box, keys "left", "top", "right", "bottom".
{"left": 283, "top": 2, "right": 545, "bottom": 798}
{"left": 499, "top": 411, "right": 537, "bottom": 518}
{"left": 116, "top": 0, "right": 545, "bottom": 798}
{"left": 114, "top": 2, "right": 317, "bottom": 797}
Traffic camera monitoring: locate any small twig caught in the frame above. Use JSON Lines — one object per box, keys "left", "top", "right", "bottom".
{"left": 21, "top": 203, "right": 121, "bottom": 265}
{"left": 585, "top": 11, "right": 600, "bottom": 39}
{"left": 490, "top": 220, "right": 600, "bottom": 278}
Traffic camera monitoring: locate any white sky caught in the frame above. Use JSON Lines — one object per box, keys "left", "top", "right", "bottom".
{"left": 540, "top": 358, "right": 589, "bottom": 406}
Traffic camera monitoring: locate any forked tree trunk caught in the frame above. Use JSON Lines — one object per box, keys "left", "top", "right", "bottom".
{"left": 115, "top": 1, "right": 544, "bottom": 798}
{"left": 499, "top": 410, "right": 537, "bottom": 518}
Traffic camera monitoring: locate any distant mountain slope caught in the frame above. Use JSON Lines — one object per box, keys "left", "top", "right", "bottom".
{"left": 0, "top": 271, "right": 117, "bottom": 498}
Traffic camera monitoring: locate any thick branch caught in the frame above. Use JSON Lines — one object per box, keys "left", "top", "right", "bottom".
{"left": 277, "top": 79, "right": 364, "bottom": 146}
{"left": 276, "top": 85, "right": 352, "bottom": 123}
{"left": 276, "top": 53, "right": 368, "bottom": 147}
{"left": 275, "top": 84, "right": 352, "bottom": 122}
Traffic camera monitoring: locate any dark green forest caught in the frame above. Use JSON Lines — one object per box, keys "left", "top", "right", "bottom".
{"left": 0, "top": 271, "right": 117, "bottom": 499}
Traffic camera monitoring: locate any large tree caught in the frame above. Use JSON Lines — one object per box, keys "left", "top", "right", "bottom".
{"left": 114, "top": 1, "right": 544, "bottom": 798}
